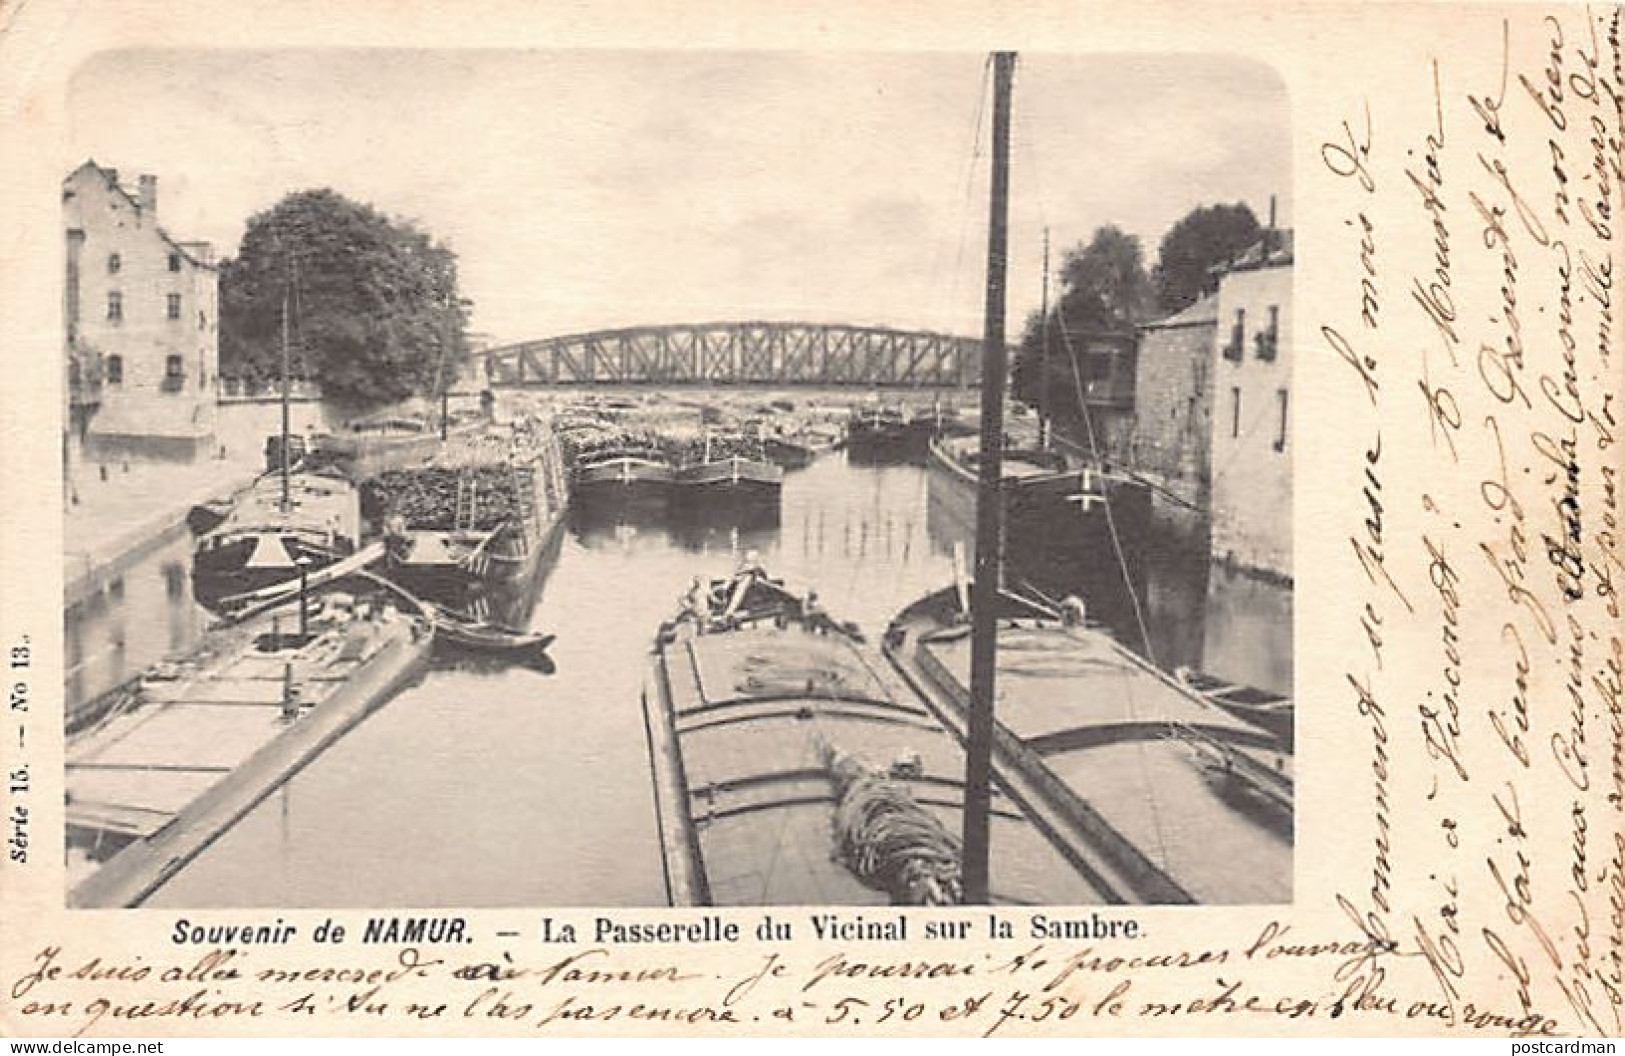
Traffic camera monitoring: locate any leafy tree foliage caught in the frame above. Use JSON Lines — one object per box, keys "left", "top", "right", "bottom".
{"left": 219, "top": 189, "right": 469, "bottom": 408}
{"left": 1150, "top": 202, "right": 1261, "bottom": 314}
{"left": 1012, "top": 225, "right": 1151, "bottom": 419}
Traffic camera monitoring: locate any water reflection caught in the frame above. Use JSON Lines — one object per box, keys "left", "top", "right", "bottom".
{"left": 668, "top": 498, "right": 781, "bottom": 553}
{"left": 64, "top": 534, "right": 210, "bottom": 716}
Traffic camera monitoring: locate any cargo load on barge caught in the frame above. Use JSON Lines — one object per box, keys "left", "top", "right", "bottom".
{"left": 565, "top": 428, "right": 677, "bottom": 502}
{"left": 672, "top": 431, "right": 783, "bottom": 502}
{"left": 361, "top": 423, "right": 569, "bottom": 612}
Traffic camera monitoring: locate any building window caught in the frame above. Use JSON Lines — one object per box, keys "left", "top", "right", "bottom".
{"left": 162, "top": 353, "right": 185, "bottom": 392}
{"left": 1256, "top": 305, "right": 1279, "bottom": 362}
{"left": 106, "top": 354, "right": 123, "bottom": 384}
{"left": 1231, "top": 386, "right": 1242, "bottom": 439}
{"left": 167, "top": 293, "right": 182, "bottom": 320}
{"left": 106, "top": 290, "right": 123, "bottom": 322}
{"left": 1223, "top": 308, "right": 1245, "bottom": 362}
{"left": 1275, "top": 388, "right": 1289, "bottom": 452}
{"left": 107, "top": 253, "right": 121, "bottom": 274}
{"left": 168, "top": 253, "right": 182, "bottom": 272}
{"left": 65, "top": 260, "right": 79, "bottom": 324}
{"left": 198, "top": 310, "right": 207, "bottom": 330}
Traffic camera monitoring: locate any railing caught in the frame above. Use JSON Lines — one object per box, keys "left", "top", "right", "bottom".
{"left": 219, "top": 377, "right": 323, "bottom": 402}
{"left": 1254, "top": 328, "right": 1278, "bottom": 362}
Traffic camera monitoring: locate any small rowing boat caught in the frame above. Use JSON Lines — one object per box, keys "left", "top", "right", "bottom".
{"left": 431, "top": 604, "right": 555, "bottom": 658}
{"left": 1176, "top": 668, "right": 1294, "bottom": 749}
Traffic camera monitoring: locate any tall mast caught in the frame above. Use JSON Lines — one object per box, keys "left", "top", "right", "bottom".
{"left": 279, "top": 283, "right": 291, "bottom": 513}
{"left": 963, "top": 50, "right": 1014, "bottom": 905}
{"left": 439, "top": 290, "right": 451, "bottom": 442}
{"left": 1038, "top": 226, "right": 1050, "bottom": 446}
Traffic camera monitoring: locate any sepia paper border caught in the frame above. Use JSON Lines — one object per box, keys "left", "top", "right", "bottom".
{"left": 2, "top": 0, "right": 1621, "bottom": 1039}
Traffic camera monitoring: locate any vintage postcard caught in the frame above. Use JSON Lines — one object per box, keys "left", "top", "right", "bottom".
{"left": 0, "top": 0, "right": 1619, "bottom": 1039}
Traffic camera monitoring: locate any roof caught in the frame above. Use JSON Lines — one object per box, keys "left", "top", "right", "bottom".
{"left": 1140, "top": 292, "right": 1219, "bottom": 331}
{"left": 1216, "top": 229, "right": 1294, "bottom": 274}
{"left": 63, "top": 160, "right": 217, "bottom": 271}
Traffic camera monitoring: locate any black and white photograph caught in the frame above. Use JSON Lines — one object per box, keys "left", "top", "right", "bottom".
{"left": 59, "top": 49, "right": 1294, "bottom": 910}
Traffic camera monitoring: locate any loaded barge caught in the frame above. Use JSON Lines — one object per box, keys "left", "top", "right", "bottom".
{"left": 845, "top": 406, "right": 923, "bottom": 463}
{"left": 673, "top": 432, "right": 783, "bottom": 502}
{"left": 567, "top": 433, "right": 676, "bottom": 502}
{"left": 364, "top": 423, "right": 570, "bottom": 618}
{"left": 641, "top": 564, "right": 1106, "bottom": 906}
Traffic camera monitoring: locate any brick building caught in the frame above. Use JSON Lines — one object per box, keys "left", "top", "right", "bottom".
{"left": 1127, "top": 293, "right": 1219, "bottom": 518}
{"left": 63, "top": 160, "right": 219, "bottom": 459}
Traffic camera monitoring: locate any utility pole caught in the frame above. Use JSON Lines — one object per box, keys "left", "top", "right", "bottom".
{"left": 963, "top": 50, "right": 1014, "bottom": 906}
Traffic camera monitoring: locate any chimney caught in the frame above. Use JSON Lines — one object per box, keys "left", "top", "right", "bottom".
{"left": 138, "top": 174, "right": 157, "bottom": 216}
{"left": 1263, "top": 194, "right": 1278, "bottom": 256}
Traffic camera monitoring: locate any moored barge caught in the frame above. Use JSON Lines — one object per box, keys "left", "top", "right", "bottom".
{"left": 642, "top": 564, "right": 1108, "bottom": 906}
{"left": 67, "top": 583, "right": 435, "bottom": 907}
{"left": 569, "top": 434, "right": 677, "bottom": 502}
{"left": 926, "top": 432, "right": 1150, "bottom": 567}
{"left": 673, "top": 433, "right": 783, "bottom": 502}
{"left": 192, "top": 469, "right": 361, "bottom": 609}
{"left": 885, "top": 585, "right": 1293, "bottom": 904}
{"left": 365, "top": 424, "right": 569, "bottom": 609}
{"left": 844, "top": 406, "right": 914, "bottom": 463}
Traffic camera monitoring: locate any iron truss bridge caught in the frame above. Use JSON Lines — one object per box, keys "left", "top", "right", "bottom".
{"left": 482, "top": 321, "right": 981, "bottom": 388}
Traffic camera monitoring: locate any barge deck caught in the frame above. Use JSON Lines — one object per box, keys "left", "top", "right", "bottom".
{"left": 67, "top": 590, "right": 435, "bottom": 907}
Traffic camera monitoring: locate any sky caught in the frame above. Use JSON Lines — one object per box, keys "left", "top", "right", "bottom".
{"left": 66, "top": 50, "right": 1290, "bottom": 344}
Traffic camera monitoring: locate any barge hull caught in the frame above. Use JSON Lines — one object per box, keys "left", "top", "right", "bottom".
{"left": 70, "top": 619, "right": 433, "bottom": 908}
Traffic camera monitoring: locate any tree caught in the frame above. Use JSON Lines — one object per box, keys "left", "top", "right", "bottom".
{"left": 219, "top": 189, "right": 469, "bottom": 408}
{"left": 1012, "top": 225, "right": 1151, "bottom": 419}
{"left": 1150, "top": 202, "right": 1261, "bottom": 314}
{"left": 1055, "top": 225, "right": 1154, "bottom": 334}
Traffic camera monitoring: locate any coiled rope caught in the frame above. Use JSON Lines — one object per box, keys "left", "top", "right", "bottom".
{"left": 821, "top": 740, "right": 963, "bottom": 906}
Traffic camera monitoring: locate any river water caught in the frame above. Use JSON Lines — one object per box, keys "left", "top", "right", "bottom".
{"left": 65, "top": 398, "right": 1292, "bottom": 907}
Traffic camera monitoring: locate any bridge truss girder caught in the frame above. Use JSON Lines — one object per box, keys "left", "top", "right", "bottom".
{"left": 483, "top": 321, "right": 981, "bottom": 388}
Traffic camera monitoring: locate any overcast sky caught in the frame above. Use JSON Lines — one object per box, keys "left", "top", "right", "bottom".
{"left": 67, "top": 50, "right": 1289, "bottom": 343}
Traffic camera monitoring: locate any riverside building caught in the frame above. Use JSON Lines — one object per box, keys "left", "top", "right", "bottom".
{"left": 64, "top": 160, "right": 220, "bottom": 459}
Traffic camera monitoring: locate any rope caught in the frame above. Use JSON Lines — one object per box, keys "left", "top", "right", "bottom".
{"left": 939, "top": 55, "right": 995, "bottom": 342}
{"left": 1012, "top": 86, "right": 1176, "bottom": 874}
{"left": 821, "top": 740, "right": 963, "bottom": 905}
{"left": 1062, "top": 339, "right": 1156, "bottom": 665}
